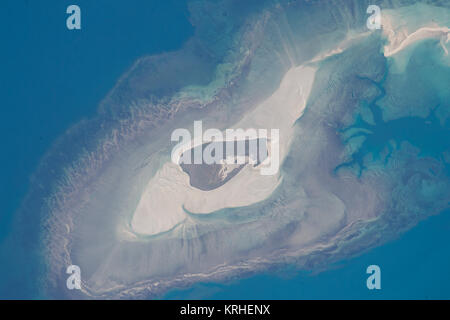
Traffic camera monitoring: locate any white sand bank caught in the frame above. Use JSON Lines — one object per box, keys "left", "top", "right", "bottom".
{"left": 382, "top": 4, "right": 449, "bottom": 57}
{"left": 131, "top": 65, "right": 316, "bottom": 236}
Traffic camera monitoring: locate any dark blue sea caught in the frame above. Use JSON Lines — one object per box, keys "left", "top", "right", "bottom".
{"left": 0, "top": 0, "right": 193, "bottom": 298}
{"left": 165, "top": 209, "right": 450, "bottom": 299}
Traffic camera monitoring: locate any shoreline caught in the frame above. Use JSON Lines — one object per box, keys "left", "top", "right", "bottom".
{"left": 131, "top": 65, "right": 316, "bottom": 236}
{"left": 383, "top": 26, "right": 449, "bottom": 57}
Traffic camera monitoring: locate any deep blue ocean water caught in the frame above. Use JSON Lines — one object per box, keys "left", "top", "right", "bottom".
{"left": 165, "top": 209, "right": 450, "bottom": 299}
{"left": 0, "top": 0, "right": 193, "bottom": 298}
{"left": 0, "top": 0, "right": 193, "bottom": 239}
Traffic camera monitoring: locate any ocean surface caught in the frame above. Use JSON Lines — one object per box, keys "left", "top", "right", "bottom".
{"left": 165, "top": 209, "right": 450, "bottom": 299}
{"left": 0, "top": 0, "right": 193, "bottom": 298}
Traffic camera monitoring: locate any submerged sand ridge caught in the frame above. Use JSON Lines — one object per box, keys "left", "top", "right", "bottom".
{"left": 131, "top": 66, "right": 316, "bottom": 236}
{"left": 382, "top": 3, "right": 450, "bottom": 57}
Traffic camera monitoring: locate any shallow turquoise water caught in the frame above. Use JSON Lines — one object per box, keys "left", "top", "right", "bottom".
{"left": 343, "top": 40, "right": 449, "bottom": 172}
